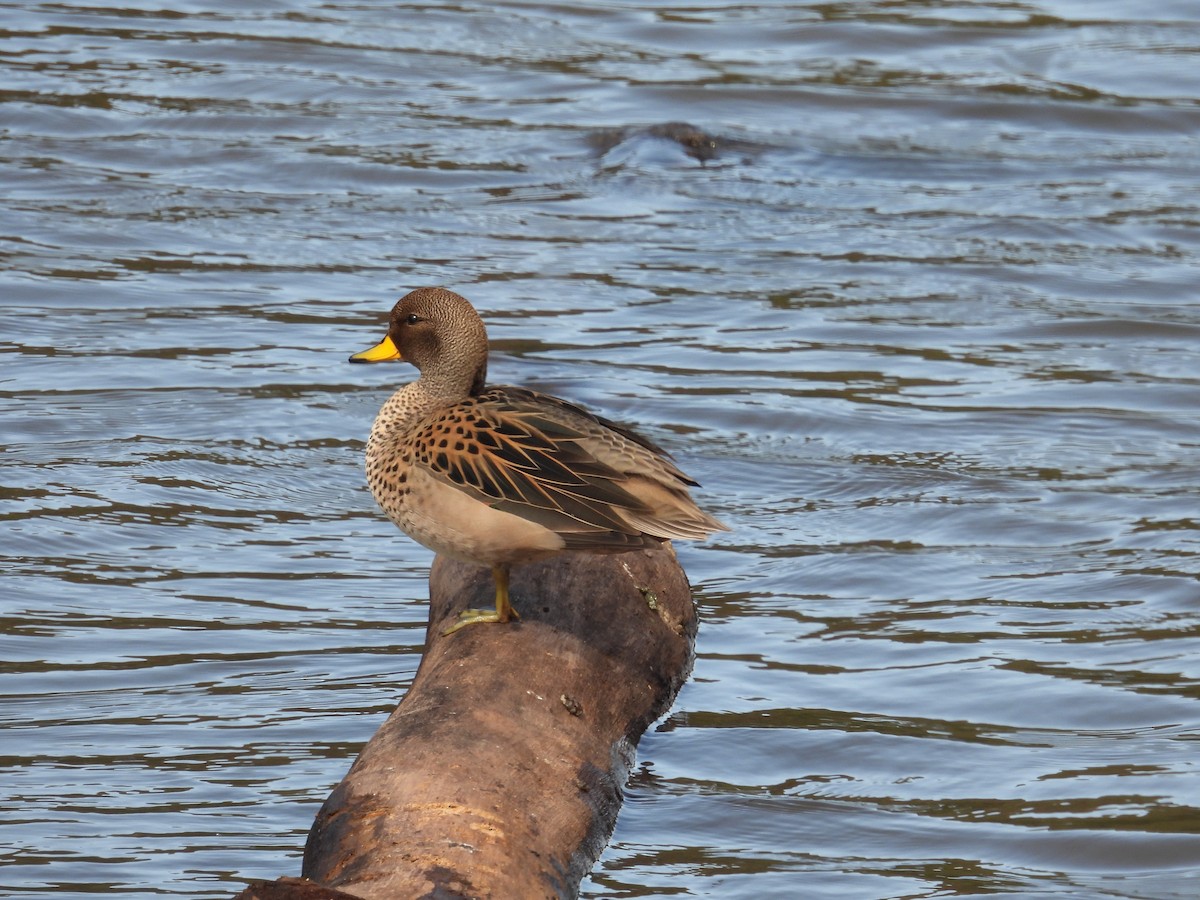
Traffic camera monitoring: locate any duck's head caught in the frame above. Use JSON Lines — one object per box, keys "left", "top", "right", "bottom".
{"left": 350, "top": 287, "right": 489, "bottom": 397}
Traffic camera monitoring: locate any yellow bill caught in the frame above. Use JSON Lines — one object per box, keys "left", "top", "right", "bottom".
{"left": 349, "top": 334, "right": 402, "bottom": 363}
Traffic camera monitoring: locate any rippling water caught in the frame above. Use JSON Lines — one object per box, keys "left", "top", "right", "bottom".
{"left": 4, "top": 2, "right": 1200, "bottom": 898}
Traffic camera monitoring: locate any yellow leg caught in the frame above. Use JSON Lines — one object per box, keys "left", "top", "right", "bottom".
{"left": 443, "top": 564, "right": 520, "bottom": 635}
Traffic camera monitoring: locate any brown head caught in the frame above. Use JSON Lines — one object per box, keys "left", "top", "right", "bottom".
{"left": 350, "top": 287, "right": 489, "bottom": 397}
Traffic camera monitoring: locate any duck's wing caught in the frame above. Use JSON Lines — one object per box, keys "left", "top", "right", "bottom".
{"left": 407, "top": 386, "right": 725, "bottom": 547}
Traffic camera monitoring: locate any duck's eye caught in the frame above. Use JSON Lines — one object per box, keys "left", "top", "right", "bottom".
{"left": 405, "top": 313, "right": 421, "bottom": 325}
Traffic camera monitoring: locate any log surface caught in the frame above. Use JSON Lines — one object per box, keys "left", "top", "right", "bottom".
{"left": 257, "top": 543, "right": 697, "bottom": 900}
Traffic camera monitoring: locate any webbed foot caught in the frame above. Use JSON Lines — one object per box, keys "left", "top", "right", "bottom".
{"left": 442, "top": 604, "right": 520, "bottom": 635}
{"left": 441, "top": 563, "right": 519, "bottom": 636}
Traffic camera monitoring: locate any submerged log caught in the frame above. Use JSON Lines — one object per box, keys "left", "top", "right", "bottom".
{"left": 236, "top": 542, "right": 697, "bottom": 900}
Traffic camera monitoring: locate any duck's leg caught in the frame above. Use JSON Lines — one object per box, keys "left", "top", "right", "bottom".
{"left": 492, "top": 563, "right": 520, "bottom": 623}
{"left": 443, "top": 563, "right": 520, "bottom": 635}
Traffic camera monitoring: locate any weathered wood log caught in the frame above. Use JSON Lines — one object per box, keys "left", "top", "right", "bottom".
{"left": 234, "top": 876, "right": 360, "bottom": 900}
{"left": 235, "top": 542, "right": 697, "bottom": 900}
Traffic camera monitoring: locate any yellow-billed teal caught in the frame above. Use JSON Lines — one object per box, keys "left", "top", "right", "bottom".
{"left": 350, "top": 287, "right": 728, "bottom": 634}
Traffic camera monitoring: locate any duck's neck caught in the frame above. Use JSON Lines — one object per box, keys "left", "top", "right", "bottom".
{"left": 375, "top": 382, "right": 437, "bottom": 434}
{"left": 419, "top": 356, "right": 487, "bottom": 401}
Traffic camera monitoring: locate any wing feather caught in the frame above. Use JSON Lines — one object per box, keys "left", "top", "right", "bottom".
{"left": 407, "top": 385, "right": 725, "bottom": 544}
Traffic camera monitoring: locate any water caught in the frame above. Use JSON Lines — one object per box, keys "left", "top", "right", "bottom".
{"left": 3, "top": 2, "right": 1200, "bottom": 897}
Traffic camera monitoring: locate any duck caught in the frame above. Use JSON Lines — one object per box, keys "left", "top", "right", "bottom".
{"left": 349, "top": 287, "right": 728, "bottom": 634}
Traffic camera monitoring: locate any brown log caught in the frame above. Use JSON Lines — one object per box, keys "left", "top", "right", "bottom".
{"left": 233, "top": 876, "right": 360, "bottom": 900}
{"left": 236, "top": 542, "right": 697, "bottom": 900}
